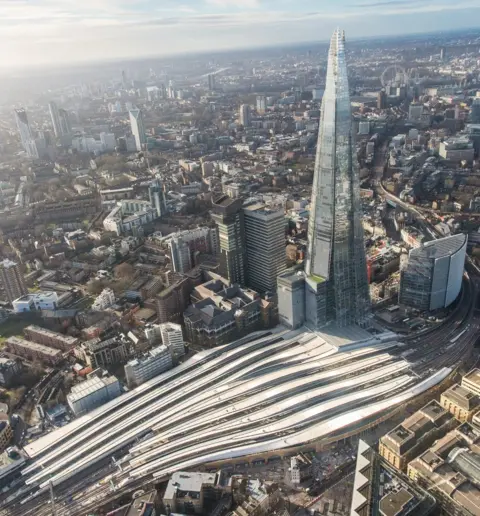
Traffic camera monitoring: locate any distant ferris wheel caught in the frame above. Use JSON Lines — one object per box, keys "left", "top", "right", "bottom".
{"left": 381, "top": 64, "right": 409, "bottom": 87}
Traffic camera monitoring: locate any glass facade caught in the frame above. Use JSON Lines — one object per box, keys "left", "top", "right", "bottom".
{"left": 305, "top": 29, "right": 370, "bottom": 328}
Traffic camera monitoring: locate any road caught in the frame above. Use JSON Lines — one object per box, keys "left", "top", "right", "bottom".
{"left": 373, "top": 144, "right": 480, "bottom": 374}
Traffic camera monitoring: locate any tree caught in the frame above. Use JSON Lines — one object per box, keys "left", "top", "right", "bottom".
{"left": 114, "top": 263, "right": 135, "bottom": 280}
{"left": 87, "top": 279, "right": 107, "bottom": 295}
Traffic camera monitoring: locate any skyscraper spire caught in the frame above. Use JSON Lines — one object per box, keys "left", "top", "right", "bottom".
{"left": 277, "top": 28, "right": 370, "bottom": 330}
{"left": 304, "top": 28, "right": 370, "bottom": 328}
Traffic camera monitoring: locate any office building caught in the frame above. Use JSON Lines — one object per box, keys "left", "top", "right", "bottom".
{"left": 471, "top": 97, "right": 480, "bottom": 124}
{"left": 302, "top": 29, "right": 371, "bottom": 329}
{"left": 0, "top": 260, "right": 28, "bottom": 303}
{"left": 14, "top": 108, "right": 33, "bottom": 150}
{"left": 124, "top": 344, "right": 173, "bottom": 388}
{"left": 67, "top": 375, "right": 121, "bottom": 416}
{"left": 0, "top": 359, "right": 22, "bottom": 388}
{"left": 5, "top": 336, "right": 62, "bottom": 365}
{"left": 256, "top": 95, "right": 267, "bottom": 113}
{"left": 148, "top": 179, "right": 167, "bottom": 218}
{"left": 211, "top": 195, "right": 246, "bottom": 286}
{"left": 184, "top": 281, "right": 273, "bottom": 348}
{"left": 408, "top": 103, "right": 424, "bottom": 121}
{"left": 163, "top": 471, "right": 218, "bottom": 515}
{"left": 441, "top": 384, "right": 480, "bottom": 423}
{"left": 207, "top": 73, "right": 216, "bottom": 91}
{"left": 159, "top": 322, "right": 185, "bottom": 357}
{"left": 439, "top": 137, "right": 475, "bottom": 163}
{"left": 48, "top": 101, "right": 62, "bottom": 138}
{"left": 23, "top": 325, "right": 79, "bottom": 351}
{"left": 129, "top": 108, "right": 146, "bottom": 151}
{"left": 58, "top": 108, "right": 71, "bottom": 135}
{"left": 377, "top": 90, "right": 387, "bottom": 109}
{"left": 100, "top": 132, "right": 116, "bottom": 151}
{"left": 379, "top": 400, "right": 456, "bottom": 472}
{"left": 399, "top": 233, "right": 467, "bottom": 312}
{"left": 243, "top": 204, "right": 286, "bottom": 293}
{"left": 277, "top": 268, "right": 307, "bottom": 329}
{"left": 239, "top": 104, "right": 251, "bottom": 127}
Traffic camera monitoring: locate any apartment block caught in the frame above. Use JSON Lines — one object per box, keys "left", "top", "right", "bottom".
{"left": 23, "top": 325, "right": 79, "bottom": 351}
{"left": 6, "top": 336, "right": 62, "bottom": 365}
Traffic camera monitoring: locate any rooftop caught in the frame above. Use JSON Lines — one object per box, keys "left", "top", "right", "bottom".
{"left": 164, "top": 471, "right": 216, "bottom": 500}
{"left": 378, "top": 488, "right": 414, "bottom": 516}
{"left": 68, "top": 375, "right": 118, "bottom": 403}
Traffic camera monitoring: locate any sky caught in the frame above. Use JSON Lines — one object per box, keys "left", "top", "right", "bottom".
{"left": 1, "top": 0, "right": 480, "bottom": 69}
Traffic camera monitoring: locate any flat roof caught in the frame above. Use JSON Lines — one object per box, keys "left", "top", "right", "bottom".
{"left": 464, "top": 369, "right": 480, "bottom": 388}
{"left": 6, "top": 337, "right": 62, "bottom": 357}
{"left": 68, "top": 376, "right": 118, "bottom": 403}
{"left": 164, "top": 471, "right": 216, "bottom": 500}
{"left": 379, "top": 488, "right": 413, "bottom": 516}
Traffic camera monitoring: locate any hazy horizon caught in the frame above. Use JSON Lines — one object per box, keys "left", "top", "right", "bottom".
{"left": 1, "top": 0, "right": 480, "bottom": 71}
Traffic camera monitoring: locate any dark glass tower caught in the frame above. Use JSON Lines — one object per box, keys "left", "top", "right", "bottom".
{"left": 304, "top": 29, "right": 370, "bottom": 328}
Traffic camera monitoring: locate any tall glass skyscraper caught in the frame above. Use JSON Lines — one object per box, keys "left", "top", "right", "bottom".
{"left": 304, "top": 29, "right": 370, "bottom": 328}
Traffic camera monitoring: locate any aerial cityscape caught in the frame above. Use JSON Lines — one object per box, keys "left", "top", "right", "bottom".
{"left": 0, "top": 3, "right": 480, "bottom": 515}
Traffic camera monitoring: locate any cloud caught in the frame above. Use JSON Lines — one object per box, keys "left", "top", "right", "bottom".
{"left": 205, "top": 0, "right": 261, "bottom": 7}
{"left": 0, "top": 0, "right": 479, "bottom": 69}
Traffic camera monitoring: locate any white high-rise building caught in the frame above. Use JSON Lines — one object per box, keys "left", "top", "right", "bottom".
{"left": 159, "top": 322, "right": 185, "bottom": 358}
{"left": 256, "top": 95, "right": 267, "bottom": 113}
{"left": 129, "top": 109, "right": 146, "bottom": 151}
{"left": 239, "top": 104, "right": 251, "bottom": 127}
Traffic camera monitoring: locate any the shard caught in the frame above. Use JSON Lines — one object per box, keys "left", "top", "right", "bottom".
{"left": 304, "top": 28, "right": 370, "bottom": 329}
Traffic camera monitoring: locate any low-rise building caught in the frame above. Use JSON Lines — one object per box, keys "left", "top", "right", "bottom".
{"left": 379, "top": 400, "right": 456, "bottom": 471}
{"left": 91, "top": 288, "right": 116, "bottom": 311}
{"left": 439, "top": 136, "right": 475, "bottom": 163}
{"left": 163, "top": 471, "right": 218, "bottom": 515}
{"left": 407, "top": 426, "right": 480, "bottom": 516}
{"left": 103, "top": 200, "right": 158, "bottom": 236}
{"left": 124, "top": 344, "right": 173, "bottom": 388}
{"left": 12, "top": 292, "right": 59, "bottom": 313}
{"left": 462, "top": 369, "right": 480, "bottom": 397}
{"left": 67, "top": 375, "right": 121, "bottom": 416}
{"left": 0, "top": 422, "right": 13, "bottom": 453}
{"left": 24, "top": 325, "right": 79, "bottom": 351}
{"left": 5, "top": 336, "right": 62, "bottom": 364}
{"left": 289, "top": 454, "right": 312, "bottom": 485}
{"left": 441, "top": 384, "right": 480, "bottom": 423}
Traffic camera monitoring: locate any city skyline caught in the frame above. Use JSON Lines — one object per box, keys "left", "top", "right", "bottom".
{"left": 1, "top": 0, "right": 480, "bottom": 69}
